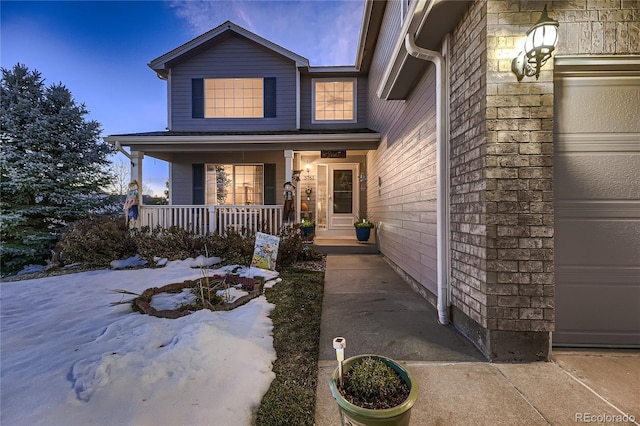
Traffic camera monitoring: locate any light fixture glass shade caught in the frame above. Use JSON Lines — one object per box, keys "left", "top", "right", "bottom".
{"left": 512, "top": 4, "right": 559, "bottom": 81}
{"left": 524, "top": 21, "right": 558, "bottom": 67}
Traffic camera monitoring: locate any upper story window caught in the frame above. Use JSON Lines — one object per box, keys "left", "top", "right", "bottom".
{"left": 312, "top": 78, "right": 356, "bottom": 123}
{"left": 192, "top": 77, "right": 276, "bottom": 119}
{"left": 205, "top": 78, "right": 263, "bottom": 118}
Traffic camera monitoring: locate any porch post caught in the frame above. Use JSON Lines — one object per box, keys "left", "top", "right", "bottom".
{"left": 284, "top": 149, "right": 293, "bottom": 182}
{"left": 130, "top": 151, "right": 144, "bottom": 204}
{"left": 284, "top": 150, "right": 295, "bottom": 224}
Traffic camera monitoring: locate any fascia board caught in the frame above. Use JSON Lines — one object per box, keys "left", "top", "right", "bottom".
{"left": 104, "top": 133, "right": 381, "bottom": 145}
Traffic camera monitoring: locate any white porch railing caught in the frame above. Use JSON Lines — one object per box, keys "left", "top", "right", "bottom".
{"left": 139, "top": 205, "right": 284, "bottom": 235}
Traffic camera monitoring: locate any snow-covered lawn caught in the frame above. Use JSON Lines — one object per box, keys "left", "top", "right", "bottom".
{"left": 0, "top": 259, "right": 281, "bottom": 426}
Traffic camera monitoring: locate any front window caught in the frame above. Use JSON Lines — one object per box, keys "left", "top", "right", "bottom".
{"left": 205, "top": 164, "right": 264, "bottom": 205}
{"left": 312, "top": 78, "right": 356, "bottom": 122}
{"left": 204, "top": 78, "right": 263, "bottom": 118}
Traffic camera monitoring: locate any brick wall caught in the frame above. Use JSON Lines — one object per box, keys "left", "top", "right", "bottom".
{"left": 449, "top": 0, "right": 638, "bottom": 360}
{"left": 449, "top": 0, "right": 489, "bottom": 329}
{"left": 484, "top": 1, "right": 556, "bottom": 339}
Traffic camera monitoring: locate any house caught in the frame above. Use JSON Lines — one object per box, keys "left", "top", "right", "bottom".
{"left": 105, "top": 0, "right": 640, "bottom": 361}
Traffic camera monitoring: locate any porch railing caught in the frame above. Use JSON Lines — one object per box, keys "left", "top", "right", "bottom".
{"left": 139, "top": 204, "right": 284, "bottom": 235}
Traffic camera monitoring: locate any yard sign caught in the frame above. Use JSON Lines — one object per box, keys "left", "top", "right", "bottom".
{"left": 251, "top": 232, "right": 280, "bottom": 271}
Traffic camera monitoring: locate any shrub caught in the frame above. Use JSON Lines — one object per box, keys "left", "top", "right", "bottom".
{"left": 133, "top": 226, "right": 219, "bottom": 261}
{"left": 274, "top": 225, "right": 304, "bottom": 269}
{"left": 55, "top": 216, "right": 137, "bottom": 267}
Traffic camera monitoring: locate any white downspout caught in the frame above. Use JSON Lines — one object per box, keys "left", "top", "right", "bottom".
{"left": 405, "top": 33, "right": 450, "bottom": 325}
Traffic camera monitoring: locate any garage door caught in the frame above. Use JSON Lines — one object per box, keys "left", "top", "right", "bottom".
{"left": 554, "top": 57, "right": 640, "bottom": 347}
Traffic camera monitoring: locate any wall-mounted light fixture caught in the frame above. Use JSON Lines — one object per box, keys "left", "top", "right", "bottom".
{"left": 511, "top": 5, "right": 559, "bottom": 82}
{"left": 305, "top": 163, "right": 311, "bottom": 173}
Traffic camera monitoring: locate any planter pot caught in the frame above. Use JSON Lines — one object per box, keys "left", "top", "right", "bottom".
{"left": 329, "top": 355, "right": 419, "bottom": 426}
{"left": 300, "top": 225, "right": 315, "bottom": 242}
{"left": 355, "top": 226, "right": 372, "bottom": 242}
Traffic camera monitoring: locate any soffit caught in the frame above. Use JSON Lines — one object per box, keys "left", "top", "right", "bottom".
{"left": 105, "top": 130, "right": 381, "bottom": 155}
{"left": 378, "top": 0, "right": 471, "bottom": 100}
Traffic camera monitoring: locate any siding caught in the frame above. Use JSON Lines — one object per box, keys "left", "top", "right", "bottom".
{"left": 366, "top": 0, "right": 440, "bottom": 296}
{"left": 299, "top": 74, "right": 368, "bottom": 129}
{"left": 170, "top": 34, "right": 297, "bottom": 131}
{"left": 170, "top": 152, "right": 285, "bottom": 205}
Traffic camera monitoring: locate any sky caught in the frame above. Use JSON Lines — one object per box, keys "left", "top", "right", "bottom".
{"left": 1, "top": 257, "right": 281, "bottom": 425}
{"left": 1, "top": 0, "right": 365, "bottom": 196}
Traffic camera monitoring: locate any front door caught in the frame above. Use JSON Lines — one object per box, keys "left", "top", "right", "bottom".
{"left": 328, "top": 164, "right": 359, "bottom": 230}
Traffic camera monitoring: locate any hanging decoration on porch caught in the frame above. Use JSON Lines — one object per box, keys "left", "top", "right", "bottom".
{"left": 283, "top": 181, "right": 296, "bottom": 223}
{"left": 123, "top": 180, "right": 139, "bottom": 226}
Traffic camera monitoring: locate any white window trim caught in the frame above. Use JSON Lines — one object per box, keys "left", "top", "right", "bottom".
{"left": 311, "top": 77, "right": 357, "bottom": 124}
{"left": 203, "top": 78, "right": 264, "bottom": 119}
{"left": 205, "top": 163, "right": 265, "bottom": 206}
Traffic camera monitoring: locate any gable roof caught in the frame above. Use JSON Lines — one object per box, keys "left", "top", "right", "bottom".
{"left": 148, "top": 21, "right": 310, "bottom": 79}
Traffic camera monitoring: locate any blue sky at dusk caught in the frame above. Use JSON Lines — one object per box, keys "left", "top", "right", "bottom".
{"left": 1, "top": 0, "right": 365, "bottom": 195}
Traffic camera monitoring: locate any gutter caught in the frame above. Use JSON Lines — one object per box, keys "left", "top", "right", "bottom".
{"left": 404, "top": 31, "right": 451, "bottom": 325}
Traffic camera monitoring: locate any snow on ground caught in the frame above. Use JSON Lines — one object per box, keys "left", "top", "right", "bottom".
{"left": 1, "top": 259, "right": 280, "bottom": 426}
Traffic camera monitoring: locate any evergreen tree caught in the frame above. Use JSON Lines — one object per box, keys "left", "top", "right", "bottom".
{"left": 1, "top": 63, "right": 115, "bottom": 273}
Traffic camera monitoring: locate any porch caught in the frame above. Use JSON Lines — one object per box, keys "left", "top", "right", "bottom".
{"left": 136, "top": 204, "right": 378, "bottom": 254}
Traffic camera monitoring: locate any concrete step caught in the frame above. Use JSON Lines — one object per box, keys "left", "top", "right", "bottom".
{"left": 310, "top": 238, "right": 379, "bottom": 255}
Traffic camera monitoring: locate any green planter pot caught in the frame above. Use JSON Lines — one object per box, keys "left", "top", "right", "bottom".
{"left": 329, "top": 355, "right": 419, "bottom": 426}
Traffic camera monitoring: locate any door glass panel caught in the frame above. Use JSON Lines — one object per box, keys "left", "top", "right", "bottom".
{"left": 333, "top": 170, "right": 353, "bottom": 214}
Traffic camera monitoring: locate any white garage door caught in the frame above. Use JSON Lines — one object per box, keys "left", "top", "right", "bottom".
{"left": 554, "top": 56, "right": 640, "bottom": 347}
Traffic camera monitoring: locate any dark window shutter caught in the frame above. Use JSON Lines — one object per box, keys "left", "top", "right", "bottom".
{"left": 264, "top": 77, "right": 276, "bottom": 118}
{"left": 192, "top": 78, "right": 204, "bottom": 118}
{"left": 192, "top": 164, "right": 205, "bottom": 205}
{"left": 264, "top": 163, "right": 276, "bottom": 205}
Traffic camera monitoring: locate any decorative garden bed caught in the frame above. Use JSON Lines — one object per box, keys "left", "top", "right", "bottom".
{"left": 132, "top": 275, "right": 262, "bottom": 319}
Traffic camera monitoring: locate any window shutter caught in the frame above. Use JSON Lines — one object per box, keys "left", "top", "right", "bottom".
{"left": 192, "top": 164, "right": 205, "bottom": 205}
{"left": 264, "top": 77, "right": 276, "bottom": 118}
{"left": 192, "top": 79, "right": 204, "bottom": 118}
{"left": 264, "top": 163, "right": 276, "bottom": 205}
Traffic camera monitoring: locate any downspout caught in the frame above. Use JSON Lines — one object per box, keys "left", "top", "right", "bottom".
{"left": 405, "top": 32, "right": 450, "bottom": 325}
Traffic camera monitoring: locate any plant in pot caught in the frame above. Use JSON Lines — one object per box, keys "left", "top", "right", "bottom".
{"left": 354, "top": 218, "right": 375, "bottom": 242}
{"left": 329, "top": 338, "right": 418, "bottom": 426}
{"left": 299, "top": 218, "right": 316, "bottom": 242}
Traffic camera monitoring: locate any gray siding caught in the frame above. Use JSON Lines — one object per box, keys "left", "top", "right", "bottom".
{"left": 366, "top": 0, "right": 440, "bottom": 296}
{"left": 170, "top": 34, "right": 297, "bottom": 131}
{"left": 170, "top": 152, "right": 285, "bottom": 205}
{"left": 300, "top": 74, "right": 368, "bottom": 129}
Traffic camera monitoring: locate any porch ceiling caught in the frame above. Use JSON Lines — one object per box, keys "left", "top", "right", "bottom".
{"left": 104, "top": 129, "right": 381, "bottom": 161}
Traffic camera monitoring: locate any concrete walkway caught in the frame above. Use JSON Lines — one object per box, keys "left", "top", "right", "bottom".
{"left": 315, "top": 254, "right": 640, "bottom": 425}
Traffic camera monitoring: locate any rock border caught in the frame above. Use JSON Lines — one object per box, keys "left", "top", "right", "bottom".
{"left": 132, "top": 275, "right": 262, "bottom": 319}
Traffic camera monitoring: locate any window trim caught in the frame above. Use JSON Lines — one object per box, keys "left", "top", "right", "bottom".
{"left": 205, "top": 163, "right": 265, "bottom": 206}
{"left": 311, "top": 77, "right": 357, "bottom": 124}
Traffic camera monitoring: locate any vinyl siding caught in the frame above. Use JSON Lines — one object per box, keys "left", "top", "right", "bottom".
{"left": 366, "top": 0, "right": 440, "bottom": 296}
{"left": 170, "top": 152, "right": 285, "bottom": 205}
{"left": 300, "top": 74, "right": 368, "bottom": 129}
{"left": 170, "top": 34, "right": 297, "bottom": 131}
